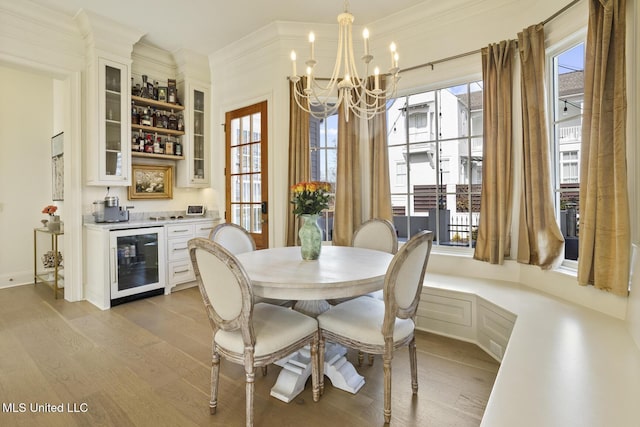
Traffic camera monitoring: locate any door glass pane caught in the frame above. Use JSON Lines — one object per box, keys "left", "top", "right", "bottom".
{"left": 252, "top": 114, "right": 261, "bottom": 142}
{"left": 231, "top": 118, "right": 240, "bottom": 146}
{"left": 252, "top": 205, "right": 262, "bottom": 233}
{"left": 251, "top": 175, "right": 261, "bottom": 203}
{"left": 252, "top": 143, "right": 261, "bottom": 172}
{"left": 231, "top": 176, "right": 240, "bottom": 202}
{"left": 242, "top": 146, "right": 250, "bottom": 173}
{"left": 241, "top": 116, "right": 250, "bottom": 144}
{"left": 231, "top": 146, "right": 240, "bottom": 174}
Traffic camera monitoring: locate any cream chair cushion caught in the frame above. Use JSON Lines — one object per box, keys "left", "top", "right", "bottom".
{"left": 215, "top": 303, "right": 318, "bottom": 357}
{"left": 211, "top": 225, "right": 255, "bottom": 254}
{"left": 318, "top": 297, "right": 414, "bottom": 346}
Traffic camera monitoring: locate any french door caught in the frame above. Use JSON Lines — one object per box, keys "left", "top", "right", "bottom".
{"left": 224, "top": 101, "right": 269, "bottom": 248}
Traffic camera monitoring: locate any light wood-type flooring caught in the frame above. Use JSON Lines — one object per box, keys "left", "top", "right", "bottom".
{"left": 0, "top": 283, "right": 499, "bottom": 427}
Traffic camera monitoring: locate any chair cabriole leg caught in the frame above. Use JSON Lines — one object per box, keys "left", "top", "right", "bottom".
{"left": 409, "top": 337, "right": 418, "bottom": 394}
{"left": 210, "top": 350, "right": 220, "bottom": 415}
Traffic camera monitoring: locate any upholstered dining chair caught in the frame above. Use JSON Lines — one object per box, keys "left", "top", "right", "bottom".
{"left": 349, "top": 218, "right": 399, "bottom": 366}
{"left": 209, "top": 222, "right": 293, "bottom": 308}
{"left": 188, "top": 237, "right": 320, "bottom": 427}
{"left": 208, "top": 222, "right": 256, "bottom": 254}
{"left": 317, "top": 230, "right": 433, "bottom": 424}
{"left": 352, "top": 218, "right": 398, "bottom": 255}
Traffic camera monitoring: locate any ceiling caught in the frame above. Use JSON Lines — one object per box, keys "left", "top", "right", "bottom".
{"left": 27, "top": 0, "right": 429, "bottom": 56}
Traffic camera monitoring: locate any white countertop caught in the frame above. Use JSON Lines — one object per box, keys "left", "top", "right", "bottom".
{"left": 83, "top": 214, "right": 220, "bottom": 230}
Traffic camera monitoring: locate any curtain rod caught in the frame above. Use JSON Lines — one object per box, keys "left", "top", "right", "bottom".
{"left": 400, "top": 0, "right": 582, "bottom": 73}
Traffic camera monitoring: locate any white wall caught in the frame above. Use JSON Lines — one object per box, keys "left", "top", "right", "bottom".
{"left": 0, "top": 65, "right": 54, "bottom": 287}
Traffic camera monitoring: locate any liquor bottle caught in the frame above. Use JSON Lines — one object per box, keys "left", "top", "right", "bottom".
{"left": 157, "top": 135, "right": 165, "bottom": 154}
{"left": 168, "top": 109, "right": 178, "bottom": 130}
{"left": 153, "top": 81, "right": 159, "bottom": 100}
{"left": 155, "top": 110, "right": 163, "bottom": 128}
{"left": 165, "top": 136, "right": 174, "bottom": 155}
{"left": 174, "top": 139, "right": 182, "bottom": 156}
{"left": 145, "top": 134, "right": 154, "bottom": 153}
{"left": 161, "top": 111, "right": 169, "bottom": 129}
{"left": 140, "top": 107, "right": 151, "bottom": 127}
{"left": 153, "top": 133, "right": 161, "bottom": 154}
{"left": 150, "top": 107, "right": 156, "bottom": 128}
{"left": 131, "top": 102, "right": 139, "bottom": 125}
{"left": 177, "top": 113, "right": 184, "bottom": 132}
{"left": 140, "top": 75, "right": 149, "bottom": 98}
{"left": 138, "top": 132, "right": 146, "bottom": 152}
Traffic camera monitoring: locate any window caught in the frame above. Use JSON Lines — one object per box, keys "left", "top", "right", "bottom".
{"left": 309, "top": 113, "right": 337, "bottom": 241}
{"left": 550, "top": 41, "right": 584, "bottom": 262}
{"left": 388, "top": 82, "right": 483, "bottom": 248}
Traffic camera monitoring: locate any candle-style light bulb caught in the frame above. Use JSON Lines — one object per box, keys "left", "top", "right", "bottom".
{"left": 309, "top": 32, "right": 315, "bottom": 61}
{"left": 290, "top": 50, "right": 297, "bottom": 76}
{"left": 363, "top": 28, "right": 370, "bottom": 56}
{"left": 374, "top": 67, "right": 380, "bottom": 90}
{"left": 390, "top": 42, "right": 397, "bottom": 68}
{"left": 306, "top": 66, "right": 312, "bottom": 89}
{"left": 394, "top": 52, "right": 399, "bottom": 69}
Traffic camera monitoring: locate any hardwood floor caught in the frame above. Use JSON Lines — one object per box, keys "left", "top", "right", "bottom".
{"left": 0, "top": 284, "right": 499, "bottom": 426}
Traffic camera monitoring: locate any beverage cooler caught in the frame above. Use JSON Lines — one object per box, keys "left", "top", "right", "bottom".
{"left": 109, "top": 227, "right": 166, "bottom": 306}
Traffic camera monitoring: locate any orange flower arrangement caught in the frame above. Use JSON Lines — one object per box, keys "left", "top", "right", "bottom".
{"left": 290, "top": 181, "right": 332, "bottom": 216}
{"left": 42, "top": 205, "right": 58, "bottom": 216}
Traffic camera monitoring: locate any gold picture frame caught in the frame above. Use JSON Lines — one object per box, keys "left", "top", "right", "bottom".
{"left": 128, "top": 164, "right": 173, "bottom": 200}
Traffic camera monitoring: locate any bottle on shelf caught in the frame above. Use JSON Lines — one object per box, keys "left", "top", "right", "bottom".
{"left": 165, "top": 136, "right": 174, "bottom": 155}
{"left": 141, "top": 107, "right": 151, "bottom": 127}
{"left": 155, "top": 110, "right": 163, "bottom": 128}
{"left": 150, "top": 107, "right": 156, "bottom": 127}
{"left": 153, "top": 81, "right": 159, "bottom": 101}
{"left": 153, "top": 133, "right": 161, "bottom": 154}
{"left": 177, "top": 113, "right": 184, "bottom": 132}
{"left": 140, "top": 75, "right": 149, "bottom": 98}
{"left": 132, "top": 102, "right": 139, "bottom": 125}
{"left": 168, "top": 109, "right": 178, "bottom": 130}
{"left": 144, "top": 134, "right": 154, "bottom": 153}
{"left": 161, "top": 111, "right": 169, "bottom": 129}
{"left": 175, "top": 138, "right": 182, "bottom": 156}
{"left": 138, "top": 131, "right": 146, "bottom": 152}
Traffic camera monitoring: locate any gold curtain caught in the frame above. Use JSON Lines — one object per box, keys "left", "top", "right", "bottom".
{"left": 286, "top": 78, "right": 310, "bottom": 246}
{"left": 367, "top": 75, "right": 393, "bottom": 221}
{"left": 474, "top": 40, "right": 514, "bottom": 264}
{"left": 517, "top": 24, "right": 565, "bottom": 269}
{"left": 333, "top": 98, "right": 362, "bottom": 246}
{"left": 578, "top": 0, "right": 629, "bottom": 295}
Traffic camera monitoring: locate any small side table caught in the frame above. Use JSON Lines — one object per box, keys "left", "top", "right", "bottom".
{"left": 33, "top": 227, "right": 64, "bottom": 299}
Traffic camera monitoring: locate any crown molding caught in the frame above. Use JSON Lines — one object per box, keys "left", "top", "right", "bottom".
{"left": 74, "top": 9, "right": 144, "bottom": 59}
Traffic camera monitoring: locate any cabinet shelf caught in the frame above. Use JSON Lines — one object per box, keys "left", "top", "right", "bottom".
{"left": 132, "top": 123, "right": 185, "bottom": 136}
{"left": 131, "top": 95, "right": 184, "bottom": 111}
{"left": 132, "top": 152, "right": 185, "bottom": 161}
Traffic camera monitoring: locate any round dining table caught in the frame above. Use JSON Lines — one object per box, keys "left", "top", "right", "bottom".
{"left": 235, "top": 245, "right": 394, "bottom": 402}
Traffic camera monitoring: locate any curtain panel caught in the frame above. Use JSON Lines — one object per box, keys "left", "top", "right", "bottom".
{"left": 333, "top": 97, "right": 362, "bottom": 246}
{"left": 474, "top": 40, "right": 515, "bottom": 265}
{"left": 367, "top": 75, "right": 393, "bottom": 222}
{"left": 286, "top": 78, "right": 310, "bottom": 246}
{"left": 516, "top": 24, "right": 565, "bottom": 269}
{"left": 578, "top": 0, "right": 629, "bottom": 295}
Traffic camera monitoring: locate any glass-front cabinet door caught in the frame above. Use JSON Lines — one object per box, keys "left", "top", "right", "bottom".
{"left": 177, "top": 81, "right": 209, "bottom": 187}
{"left": 88, "top": 57, "right": 130, "bottom": 185}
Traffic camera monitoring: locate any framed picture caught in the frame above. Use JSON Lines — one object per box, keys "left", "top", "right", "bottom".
{"left": 128, "top": 164, "right": 173, "bottom": 200}
{"left": 51, "top": 132, "right": 64, "bottom": 201}
{"left": 157, "top": 86, "right": 168, "bottom": 102}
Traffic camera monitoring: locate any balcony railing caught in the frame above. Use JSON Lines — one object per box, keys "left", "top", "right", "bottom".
{"left": 559, "top": 126, "right": 581, "bottom": 142}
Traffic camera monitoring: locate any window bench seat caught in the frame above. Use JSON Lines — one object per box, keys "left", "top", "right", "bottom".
{"left": 416, "top": 273, "right": 640, "bottom": 427}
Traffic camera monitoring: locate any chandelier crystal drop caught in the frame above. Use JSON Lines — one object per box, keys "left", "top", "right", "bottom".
{"left": 288, "top": 1, "right": 400, "bottom": 122}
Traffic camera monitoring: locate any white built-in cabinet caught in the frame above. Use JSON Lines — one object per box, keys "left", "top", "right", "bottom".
{"left": 86, "top": 56, "right": 131, "bottom": 186}
{"left": 166, "top": 220, "right": 216, "bottom": 291}
{"left": 177, "top": 80, "right": 210, "bottom": 187}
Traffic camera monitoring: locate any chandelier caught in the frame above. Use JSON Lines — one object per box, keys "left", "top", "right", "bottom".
{"left": 288, "top": 1, "right": 400, "bottom": 122}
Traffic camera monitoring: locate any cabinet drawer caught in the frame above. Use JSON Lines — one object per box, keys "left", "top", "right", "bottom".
{"left": 166, "top": 224, "right": 195, "bottom": 239}
{"left": 167, "top": 238, "right": 191, "bottom": 261}
{"left": 195, "top": 221, "right": 216, "bottom": 238}
{"left": 168, "top": 261, "right": 195, "bottom": 285}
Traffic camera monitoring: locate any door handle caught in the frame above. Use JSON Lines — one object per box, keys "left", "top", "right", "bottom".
{"left": 261, "top": 202, "right": 267, "bottom": 214}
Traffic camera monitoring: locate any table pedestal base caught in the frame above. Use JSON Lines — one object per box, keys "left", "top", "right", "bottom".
{"left": 270, "top": 342, "right": 365, "bottom": 403}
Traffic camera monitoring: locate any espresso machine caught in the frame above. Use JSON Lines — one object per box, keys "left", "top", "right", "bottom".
{"left": 93, "top": 191, "right": 130, "bottom": 223}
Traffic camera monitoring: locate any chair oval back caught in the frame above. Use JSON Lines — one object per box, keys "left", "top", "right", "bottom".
{"left": 382, "top": 231, "right": 433, "bottom": 330}
{"left": 209, "top": 222, "right": 256, "bottom": 255}
{"left": 188, "top": 237, "right": 253, "bottom": 336}
{"left": 352, "top": 218, "right": 398, "bottom": 254}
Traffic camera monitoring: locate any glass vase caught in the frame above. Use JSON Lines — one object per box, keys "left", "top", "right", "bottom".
{"left": 299, "top": 214, "right": 322, "bottom": 260}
